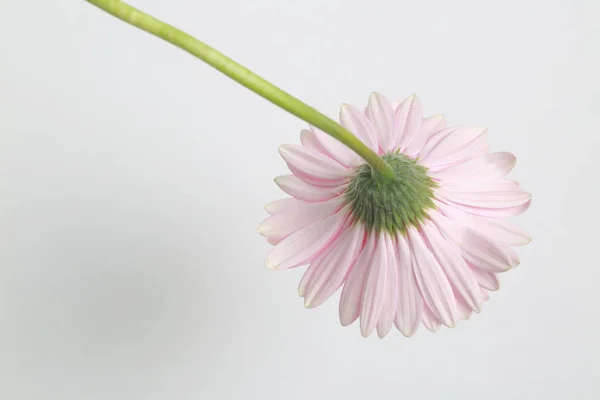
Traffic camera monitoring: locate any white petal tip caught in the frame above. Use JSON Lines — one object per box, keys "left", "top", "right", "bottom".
{"left": 339, "top": 319, "right": 352, "bottom": 328}
{"left": 339, "top": 311, "right": 356, "bottom": 327}
{"left": 441, "top": 317, "right": 457, "bottom": 328}
{"left": 256, "top": 223, "right": 269, "bottom": 235}
{"left": 265, "top": 259, "right": 277, "bottom": 270}
{"left": 458, "top": 313, "right": 473, "bottom": 321}
{"left": 376, "top": 328, "right": 392, "bottom": 339}
{"left": 304, "top": 297, "right": 315, "bottom": 308}
{"left": 264, "top": 200, "right": 285, "bottom": 214}
{"left": 400, "top": 329, "right": 416, "bottom": 338}
{"left": 360, "top": 322, "right": 375, "bottom": 338}
{"left": 424, "top": 325, "right": 440, "bottom": 333}
{"left": 396, "top": 322, "right": 418, "bottom": 337}
{"left": 277, "top": 145, "right": 291, "bottom": 156}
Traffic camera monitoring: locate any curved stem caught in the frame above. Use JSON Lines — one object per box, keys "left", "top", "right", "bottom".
{"left": 84, "top": 0, "right": 394, "bottom": 177}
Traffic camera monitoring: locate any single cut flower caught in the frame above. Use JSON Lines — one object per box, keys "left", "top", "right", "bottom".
{"left": 259, "top": 93, "right": 531, "bottom": 338}
{"left": 86, "top": 1, "right": 531, "bottom": 338}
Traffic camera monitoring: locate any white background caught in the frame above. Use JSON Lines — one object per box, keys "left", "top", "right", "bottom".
{"left": 1, "top": 0, "right": 599, "bottom": 399}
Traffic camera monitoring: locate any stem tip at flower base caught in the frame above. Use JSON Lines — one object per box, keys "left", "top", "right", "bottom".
{"left": 345, "top": 153, "right": 437, "bottom": 235}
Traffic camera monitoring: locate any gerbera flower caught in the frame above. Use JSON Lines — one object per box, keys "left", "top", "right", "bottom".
{"left": 259, "top": 93, "right": 531, "bottom": 338}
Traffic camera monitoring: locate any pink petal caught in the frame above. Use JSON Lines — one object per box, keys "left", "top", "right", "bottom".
{"left": 298, "top": 243, "right": 330, "bottom": 297}
{"left": 461, "top": 230, "right": 517, "bottom": 272}
{"left": 506, "top": 246, "right": 520, "bottom": 267}
{"left": 429, "top": 152, "right": 517, "bottom": 182}
{"left": 394, "top": 95, "right": 423, "bottom": 151}
{"left": 420, "top": 126, "right": 488, "bottom": 169}
{"left": 258, "top": 197, "right": 344, "bottom": 243}
{"left": 430, "top": 211, "right": 516, "bottom": 273}
{"left": 394, "top": 235, "right": 423, "bottom": 337}
{"left": 339, "top": 104, "right": 378, "bottom": 152}
{"left": 310, "top": 125, "right": 363, "bottom": 168}
{"left": 366, "top": 92, "right": 396, "bottom": 152}
{"left": 290, "top": 167, "right": 349, "bottom": 187}
{"left": 439, "top": 197, "right": 532, "bottom": 219}
{"left": 433, "top": 199, "right": 474, "bottom": 227}
{"left": 300, "top": 129, "right": 330, "bottom": 157}
{"left": 422, "top": 222, "right": 482, "bottom": 312}
{"left": 480, "top": 289, "right": 490, "bottom": 302}
{"left": 441, "top": 180, "right": 525, "bottom": 192}
{"left": 266, "top": 207, "right": 348, "bottom": 270}
{"left": 359, "top": 234, "right": 388, "bottom": 337}
{"left": 408, "top": 228, "right": 457, "bottom": 327}
{"left": 512, "top": 199, "right": 532, "bottom": 215}
{"left": 471, "top": 217, "right": 531, "bottom": 246}
{"left": 456, "top": 296, "right": 473, "bottom": 320}
{"left": 470, "top": 267, "right": 500, "bottom": 291}
{"left": 428, "top": 204, "right": 469, "bottom": 239}
{"left": 304, "top": 226, "right": 364, "bottom": 308}
{"left": 274, "top": 175, "right": 346, "bottom": 202}
{"left": 417, "top": 126, "right": 461, "bottom": 160}
{"left": 296, "top": 219, "right": 355, "bottom": 297}
{"left": 405, "top": 114, "right": 446, "bottom": 157}
{"left": 376, "top": 234, "right": 399, "bottom": 338}
{"left": 264, "top": 198, "right": 303, "bottom": 215}
{"left": 421, "top": 304, "right": 441, "bottom": 332}
{"left": 437, "top": 183, "right": 531, "bottom": 210}
{"left": 339, "top": 233, "right": 376, "bottom": 326}
{"left": 279, "top": 144, "right": 351, "bottom": 184}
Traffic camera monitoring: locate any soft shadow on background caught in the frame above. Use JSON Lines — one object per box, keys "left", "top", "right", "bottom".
{"left": 1, "top": 0, "right": 599, "bottom": 399}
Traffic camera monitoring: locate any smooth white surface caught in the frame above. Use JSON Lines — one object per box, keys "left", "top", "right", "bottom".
{"left": 1, "top": 0, "right": 599, "bottom": 399}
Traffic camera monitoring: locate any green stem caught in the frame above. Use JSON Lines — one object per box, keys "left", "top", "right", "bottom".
{"left": 84, "top": 0, "right": 394, "bottom": 177}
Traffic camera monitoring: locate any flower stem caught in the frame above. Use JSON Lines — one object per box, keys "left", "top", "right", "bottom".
{"left": 84, "top": 0, "right": 394, "bottom": 177}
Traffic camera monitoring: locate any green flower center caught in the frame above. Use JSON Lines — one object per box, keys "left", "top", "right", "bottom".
{"left": 345, "top": 153, "right": 437, "bottom": 235}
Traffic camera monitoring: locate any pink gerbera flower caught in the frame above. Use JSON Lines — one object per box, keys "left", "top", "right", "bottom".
{"left": 259, "top": 93, "right": 531, "bottom": 338}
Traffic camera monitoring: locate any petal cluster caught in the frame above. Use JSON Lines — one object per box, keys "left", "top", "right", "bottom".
{"left": 259, "top": 93, "right": 531, "bottom": 337}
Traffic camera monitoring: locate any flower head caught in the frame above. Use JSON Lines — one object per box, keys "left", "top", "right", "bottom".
{"left": 259, "top": 93, "right": 531, "bottom": 338}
